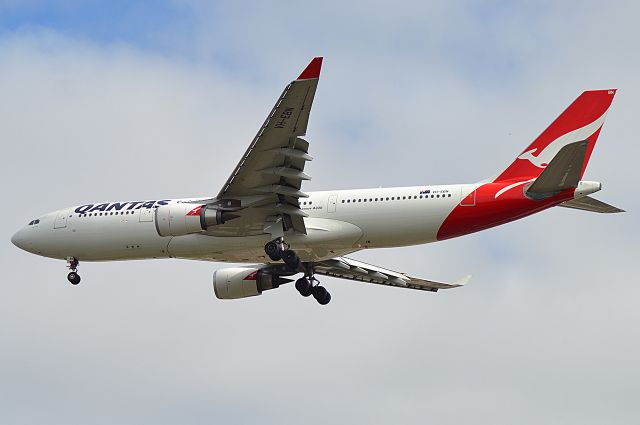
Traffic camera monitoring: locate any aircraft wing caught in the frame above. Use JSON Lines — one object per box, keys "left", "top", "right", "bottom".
{"left": 313, "top": 257, "right": 471, "bottom": 292}
{"left": 208, "top": 57, "right": 323, "bottom": 236}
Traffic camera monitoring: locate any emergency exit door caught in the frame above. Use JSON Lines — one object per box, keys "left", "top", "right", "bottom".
{"left": 327, "top": 195, "right": 337, "bottom": 213}
{"left": 139, "top": 208, "right": 154, "bottom": 222}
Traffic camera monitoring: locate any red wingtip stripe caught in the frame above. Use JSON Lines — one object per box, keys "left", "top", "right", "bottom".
{"left": 297, "top": 57, "right": 323, "bottom": 80}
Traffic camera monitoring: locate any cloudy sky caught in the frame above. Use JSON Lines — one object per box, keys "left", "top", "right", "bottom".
{"left": 1, "top": 1, "right": 638, "bottom": 424}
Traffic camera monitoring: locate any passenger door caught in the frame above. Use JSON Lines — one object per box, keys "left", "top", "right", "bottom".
{"left": 460, "top": 185, "right": 477, "bottom": 206}
{"left": 54, "top": 209, "right": 69, "bottom": 229}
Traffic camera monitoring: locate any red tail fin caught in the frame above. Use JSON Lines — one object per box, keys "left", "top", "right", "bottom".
{"left": 494, "top": 90, "right": 616, "bottom": 182}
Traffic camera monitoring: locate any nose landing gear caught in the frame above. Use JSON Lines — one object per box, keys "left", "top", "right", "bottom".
{"left": 66, "top": 257, "right": 81, "bottom": 285}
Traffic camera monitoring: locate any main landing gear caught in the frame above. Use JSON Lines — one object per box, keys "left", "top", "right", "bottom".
{"left": 264, "top": 240, "right": 331, "bottom": 305}
{"left": 295, "top": 276, "right": 331, "bottom": 305}
{"left": 66, "top": 257, "right": 81, "bottom": 285}
{"left": 264, "top": 240, "right": 300, "bottom": 270}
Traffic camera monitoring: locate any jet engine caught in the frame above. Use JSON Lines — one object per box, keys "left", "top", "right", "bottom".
{"left": 213, "top": 266, "right": 291, "bottom": 299}
{"left": 155, "top": 203, "right": 239, "bottom": 237}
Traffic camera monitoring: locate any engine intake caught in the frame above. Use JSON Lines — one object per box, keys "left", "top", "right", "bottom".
{"left": 213, "top": 266, "right": 291, "bottom": 299}
{"left": 155, "top": 203, "right": 239, "bottom": 237}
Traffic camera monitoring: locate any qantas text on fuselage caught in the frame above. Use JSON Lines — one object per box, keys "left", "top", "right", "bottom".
{"left": 74, "top": 201, "right": 172, "bottom": 214}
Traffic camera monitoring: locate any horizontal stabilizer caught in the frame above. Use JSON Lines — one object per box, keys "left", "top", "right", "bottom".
{"left": 559, "top": 196, "right": 625, "bottom": 213}
{"left": 526, "top": 140, "right": 588, "bottom": 199}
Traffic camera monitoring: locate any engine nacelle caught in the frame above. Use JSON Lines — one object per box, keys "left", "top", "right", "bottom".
{"left": 155, "top": 203, "right": 238, "bottom": 237}
{"left": 213, "top": 267, "right": 290, "bottom": 299}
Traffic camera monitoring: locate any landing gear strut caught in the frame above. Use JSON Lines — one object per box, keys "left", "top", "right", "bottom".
{"left": 66, "top": 257, "right": 81, "bottom": 285}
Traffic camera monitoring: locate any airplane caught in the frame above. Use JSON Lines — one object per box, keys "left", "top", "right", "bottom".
{"left": 11, "top": 57, "right": 624, "bottom": 305}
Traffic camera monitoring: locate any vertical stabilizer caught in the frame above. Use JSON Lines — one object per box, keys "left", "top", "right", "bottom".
{"left": 494, "top": 90, "right": 616, "bottom": 182}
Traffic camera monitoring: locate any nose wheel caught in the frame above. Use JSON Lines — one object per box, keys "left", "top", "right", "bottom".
{"left": 67, "top": 271, "right": 81, "bottom": 285}
{"left": 66, "top": 257, "right": 81, "bottom": 285}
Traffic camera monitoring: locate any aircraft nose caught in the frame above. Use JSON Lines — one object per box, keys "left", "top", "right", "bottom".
{"left": 11, "top": 228, "right": 30, "bottom": 251}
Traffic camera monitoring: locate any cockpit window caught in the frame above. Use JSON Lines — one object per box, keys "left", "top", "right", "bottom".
{"left": 28, "top": 219, "right": 40, "bottom": 226}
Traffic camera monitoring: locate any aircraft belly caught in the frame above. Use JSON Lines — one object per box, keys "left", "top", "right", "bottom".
{"left": 320, "top": 200, "right": 457, "bottom": 249}
{"left": 43, "top": 216, "right": 171, "bottom": 261}
{"left": 286, "top": 218, "right": 364, "bottom": 261}
{"left": 167, "top": 233, "right": 270, "bottom": 262}
{"left": 166, "top": 218, "right": 363, "bottom": 263}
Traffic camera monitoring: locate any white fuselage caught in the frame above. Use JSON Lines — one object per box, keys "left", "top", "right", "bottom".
{"left": 12, "top": 184, "right": 471, "bottom": 264}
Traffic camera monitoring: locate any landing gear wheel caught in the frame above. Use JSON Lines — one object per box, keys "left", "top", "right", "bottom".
{"left": 264, "top": 241, "right": 281, "bottom": 261}
{"left": 295, "top": 277, "right": 313, "bottom": 297}
{"left": 318, "top": 292, "right": 331, "bottom": 305}
{"left": 312, "top": 285, "right": 331, "bottom": 305}
{"left": 282, "top": 250, "right": 300, "bottom": 270}
{"left": 67, "top": 272, "right": 81, "bottom": 285}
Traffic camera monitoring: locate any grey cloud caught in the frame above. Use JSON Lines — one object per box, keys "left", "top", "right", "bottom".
{"left": 1, "top": 2, "right": 639, "bottom": 424}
